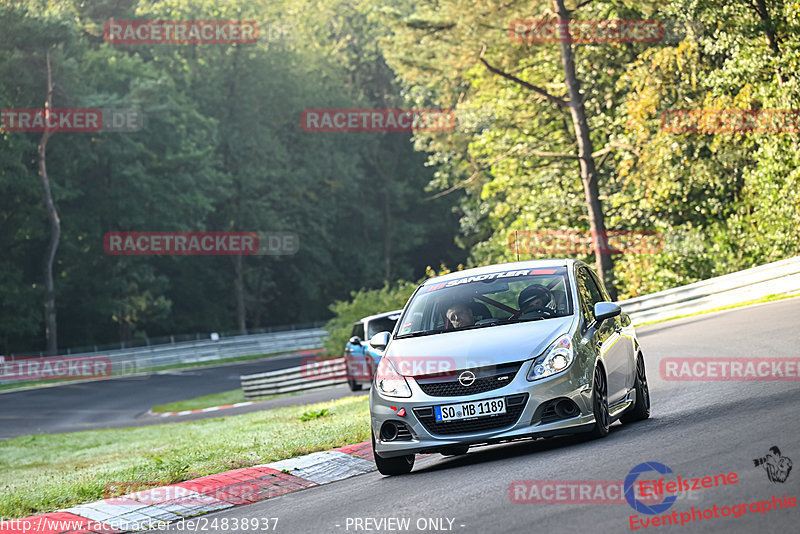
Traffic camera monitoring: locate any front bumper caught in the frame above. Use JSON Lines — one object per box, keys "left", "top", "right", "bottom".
{"left": 370, "top": 358, "right": 596, "bottom": 458}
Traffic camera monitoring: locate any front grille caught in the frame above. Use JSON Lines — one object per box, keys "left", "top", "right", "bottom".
{"left": 380, "top": 420, "right": 415, "bottom": 441}
{"left": 415, "top": 362, "right": 522, "bottom": 397}
{"left": 413, "top": 393, "right": 528, "bottom": 436}
{"left": 396, "top": 423, "right": 413, "bottom": 441}
{"left": 539, "top": 403, "right": 559, "bottom": 424}
{"left": 531, "top": 398, "right": 580, "bottom": 425}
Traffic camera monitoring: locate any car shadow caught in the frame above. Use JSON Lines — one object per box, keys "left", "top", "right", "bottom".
{"left": 412, "top": 423, "right": 629, "bottom": 474}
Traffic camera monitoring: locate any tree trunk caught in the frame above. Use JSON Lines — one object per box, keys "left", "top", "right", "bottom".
{"left": 38, "top": 50, "right": 61, "bottom": 354}
{"left": 383, "top": 188, "right": 392, "bottom": 281}
{"left": 751, "top": 0, "right": 783, "bottom": 86}
{"left": 554, "top": 0, "right": 616, "bottom": 300}
{"left": 233, "top": 254, "right": 247, "bottom": 334}
{"left": 225, "top": 46, "right": 248, "bottom": 335}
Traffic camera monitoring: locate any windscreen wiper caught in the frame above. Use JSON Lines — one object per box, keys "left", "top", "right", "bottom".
{"left": 397, "top": 328, "right": 447, "bottom": 338}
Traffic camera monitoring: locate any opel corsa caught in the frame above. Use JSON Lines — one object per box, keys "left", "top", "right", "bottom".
{"left": 368, "top": 259, "right": 650, "bottom": 475}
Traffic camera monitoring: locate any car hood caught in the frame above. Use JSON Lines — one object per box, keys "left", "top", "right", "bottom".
{"left": 385, "top": 316, "right": 575, "bottom": 377}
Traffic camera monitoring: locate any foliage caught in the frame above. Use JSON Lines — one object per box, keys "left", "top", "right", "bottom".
{"left": 322, "top": 263, "right": 458, "bottom": 354}
{"left": 378, "top": 0, "right": 800, "bottom": 298}
{"left": 2, "top": 0, "right": 799, "bottom": 355}
{"left": 298, "top": 408, "right": 330, "bottom": 421}
{"left": 322, "top": 279, "right": 419, "bottom": 355}
{"left": 0, "top": 0, "right": 462, "bottom": 353}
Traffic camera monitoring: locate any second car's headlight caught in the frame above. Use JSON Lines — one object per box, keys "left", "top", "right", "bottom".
{"left": 375, "top": 357, "right": 412, "bottom": 398}
{"left": 527, "top": 334, "right": 573, "bottom": 381}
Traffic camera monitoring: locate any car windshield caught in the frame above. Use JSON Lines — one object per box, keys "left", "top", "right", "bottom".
{"left": 367, "top": 314, "right": 400, "bottom": 338}
{"left": 396, "top": 266, "right": 572, "bottom": 338}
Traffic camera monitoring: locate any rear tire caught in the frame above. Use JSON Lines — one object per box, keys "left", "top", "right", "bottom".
{"left": 589, "top": 365, "right": 610, "bottom": 438}
{"left": 621, "top": 353, "right": 650, "bottom": 423}
{"left": 372, "top": 431, "right": 414, "bottom": 475}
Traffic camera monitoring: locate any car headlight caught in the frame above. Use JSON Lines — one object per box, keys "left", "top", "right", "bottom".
{"left": 375, "top": 357, "right": 412, "bottom": 398}
{"left": 527, "top": 334, "right": 573, "bottom": 381}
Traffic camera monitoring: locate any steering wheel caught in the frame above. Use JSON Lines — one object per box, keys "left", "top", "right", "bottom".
{"left": 517, "top": 286, "right": 556, "bottom": 318}
{"left": 523, "top": 305, "right": 556, "bottom": 318}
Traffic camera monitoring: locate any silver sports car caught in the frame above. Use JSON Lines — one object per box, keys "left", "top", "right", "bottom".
{"left": 368, "top": 259, "right": 650, "bottom": 475}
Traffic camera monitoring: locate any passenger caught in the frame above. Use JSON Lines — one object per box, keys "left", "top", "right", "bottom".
{"left": 445, "top": 302, "right": 475, "bottom": 329}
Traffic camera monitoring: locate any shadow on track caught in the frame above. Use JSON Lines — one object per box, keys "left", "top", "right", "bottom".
{"left": 410, "top": 423, "right": 631, "bottom": 475}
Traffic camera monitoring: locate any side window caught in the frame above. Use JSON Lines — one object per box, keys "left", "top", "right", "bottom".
{"left": 576, "top": 268, "right": 593, "bottom": 324}
{"left": 577, "top": 267, "right": 604, "bottom": 324}
{"left": 587, "top": 268, "right": 611, "bottom": 302}
{"left": 351, "top": 322, "right": 365, "bottom": 341}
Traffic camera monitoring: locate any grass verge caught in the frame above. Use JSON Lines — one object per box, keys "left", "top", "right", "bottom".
{"left": 149, "top": 389, "right": 304, "bottom": 413}
{"left": 0, "top": 395, "right": 369, "bottom": 519}
{"left": 150, "top": 389, "right": 249, "bottom": 413}
{"left": 636, "top": 292, "right": 800, "bottom": 327}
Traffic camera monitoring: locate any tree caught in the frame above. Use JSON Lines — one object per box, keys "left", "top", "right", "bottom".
{"left": 380, "top": 0, "right": 679, "bottom": 298}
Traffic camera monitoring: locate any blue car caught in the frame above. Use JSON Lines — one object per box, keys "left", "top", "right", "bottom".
{"left": 344, "top": 310, "right": 402, "bottom": 391}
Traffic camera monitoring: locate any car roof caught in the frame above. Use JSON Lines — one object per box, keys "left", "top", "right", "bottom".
{"left": 421, "top": 259, "right": 575, "bottom": 286}
{"left": 357, "top": 309, "right": 403, "bottom": 324}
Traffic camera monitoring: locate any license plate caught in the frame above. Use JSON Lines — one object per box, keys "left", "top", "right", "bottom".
{"left": 434, "top": 397, "right": 506, "bottom": 422}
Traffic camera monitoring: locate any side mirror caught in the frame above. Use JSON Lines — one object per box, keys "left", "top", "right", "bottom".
{"left": 369, "top": 331, "right": 391, "bottom": 351}
{"left": 594, "top": 302, "right": 621, "bottom": 324}
{"left": 348, "top": 336, "right": 362, "bottom": 346}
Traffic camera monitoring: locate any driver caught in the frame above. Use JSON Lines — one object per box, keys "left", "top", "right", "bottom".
{"left": 518, "top": 284, "right": 553, "bottom": 315}
{"left": 445, "top": 302, "right": 475, "bottom": 329}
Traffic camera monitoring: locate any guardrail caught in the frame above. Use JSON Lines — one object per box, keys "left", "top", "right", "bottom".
{"left": 620, "top": 255, "right": 800, "bottom": 325}
{"left": 238, "top": 256, "right": 800, "bottom": 398}
{"left": 8, "top": 256, "right": 798, "bottom": 391}
{"left": 241, "top": 357, "right": 346, "bottom": 400}
{"left": 1, "top": 328, "right": 328, "bottom": 383}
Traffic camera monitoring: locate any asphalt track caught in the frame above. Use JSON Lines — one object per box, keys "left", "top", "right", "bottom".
{"left": 0, "top": 352, "right": 363, "bottom": 439}
{"left": 150, "top": 298, "right": 800, "bottom": 534}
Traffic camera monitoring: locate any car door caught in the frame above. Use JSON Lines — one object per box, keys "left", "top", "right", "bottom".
{"left": 344, "top": 322, "right": 368, "bottom": 382}
{"left": 588, "top": 268, "right": 636, "bottom": 394}
{"left": 577, "top": 267, "right": 628, "bottom": 403}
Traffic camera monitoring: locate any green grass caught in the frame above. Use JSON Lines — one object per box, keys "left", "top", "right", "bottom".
{"left": 150, "top": 389, "right": 249, "bottom": 413}
{"left": 0, "top": 395, "right": 369, "bottom": 519}
{"left": 150, "top": 389, "right": 307, "bottom": 413}
{"left": 636, "top": 292, "right": 800, "bottom": 327}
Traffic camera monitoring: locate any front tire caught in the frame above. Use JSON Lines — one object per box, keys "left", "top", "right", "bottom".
{"left": 346, "top": 362, "right": 363, "bottom": 391}
{"left": 347, "top": 376, "right": 363, "bottom": 391}
{"left": 372, "top": 431, "right": 414, "bottom": 475}
{"left": 621, "top": 353, "right": 650, "bottom": 423}
{"left": 589, "top": 365, "right": 610, "bottom": 438}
